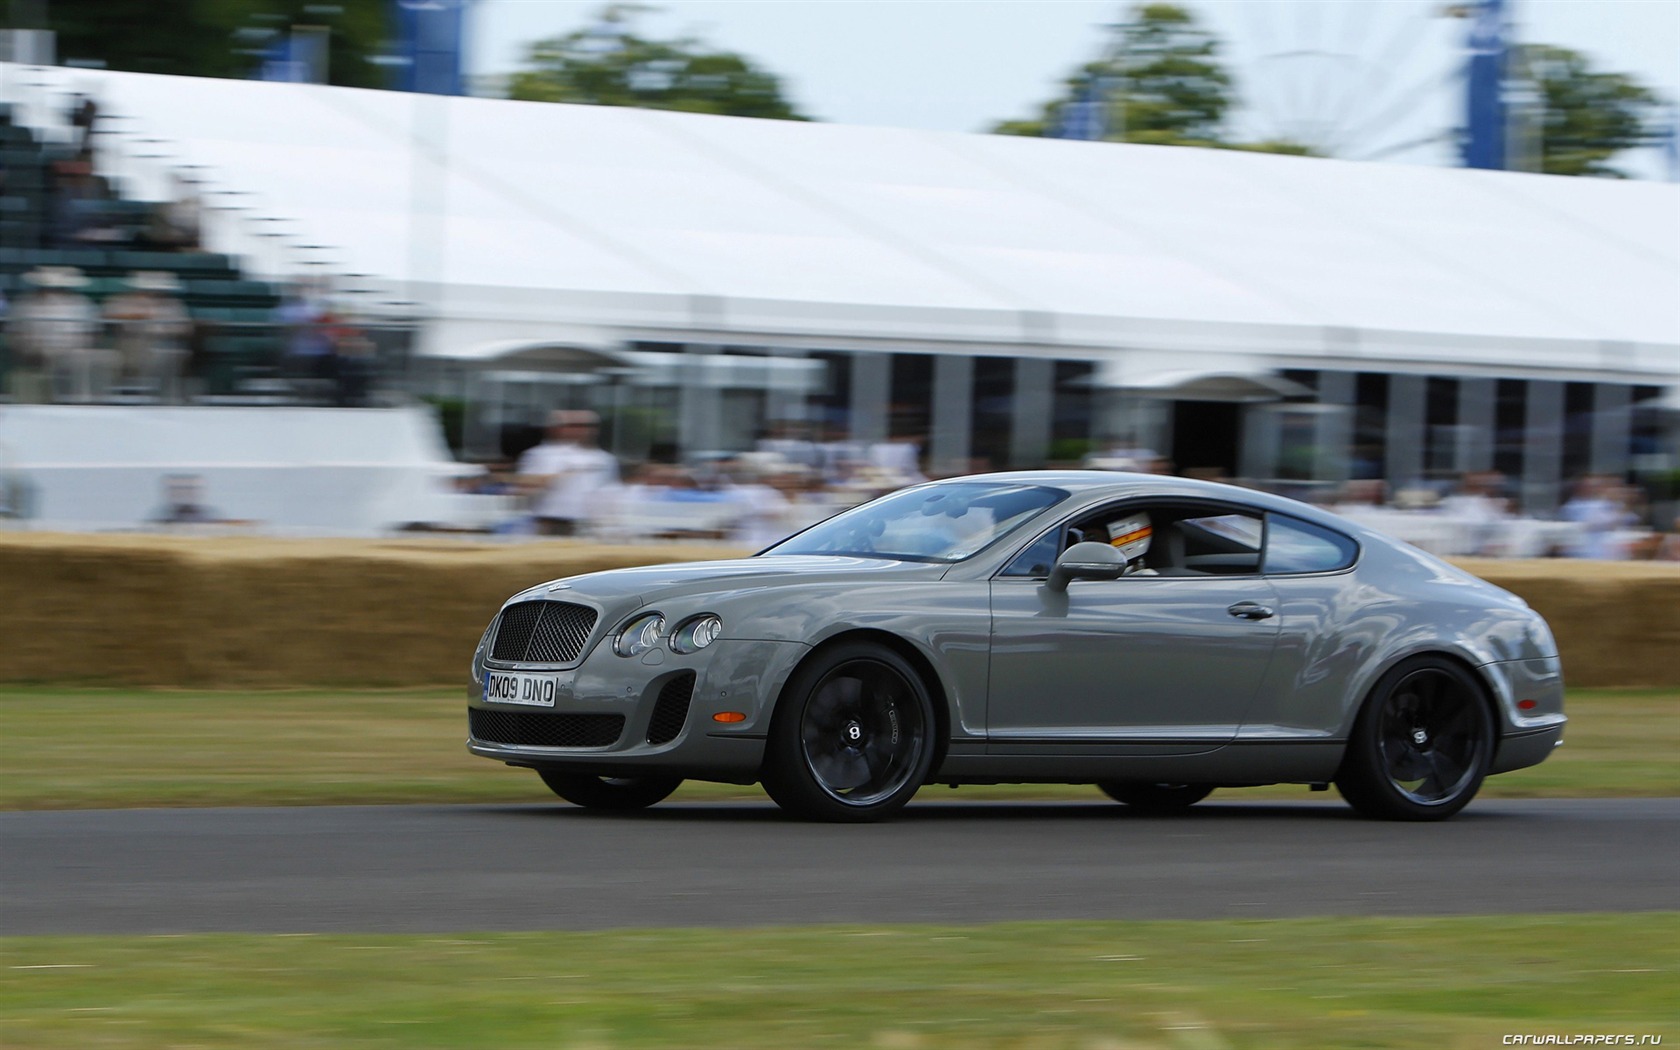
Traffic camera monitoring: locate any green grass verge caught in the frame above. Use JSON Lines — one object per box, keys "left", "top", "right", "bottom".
{"left": 2, "top": 687, "right": 1675, "bottom": 811}
{"left": 3, "top": 915, "right": 1675, "bottom": 1049}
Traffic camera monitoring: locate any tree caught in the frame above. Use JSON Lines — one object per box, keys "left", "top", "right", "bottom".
{"left": 1516, "top": 44, "right": 1664, "bottom": 177}
{"left": 994, "top": 3, "right": 1232, "bottom": 146}
{"left": 509, "top": 3, "right": 807, "bottom": 121}
{"left": 39, "top": 0, "right": 391, "bottom": 89}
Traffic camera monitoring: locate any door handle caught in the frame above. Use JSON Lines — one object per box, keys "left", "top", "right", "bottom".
{"left": 1227, "top": 601, "right": 1275, "bottom": 621}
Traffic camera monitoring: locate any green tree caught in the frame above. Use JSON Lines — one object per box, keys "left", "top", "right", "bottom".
{"left": 509, "top": 3, "right": 807, "bottom": 121}
{"left": 1517, "top": 44, "right": 1664, "bottom": 177}
{"left": 993, "top": 3, "right": 1312, "bottom": 155}
{"left": 994, "top": 3, "right": 1230, "bottom": 146}
{"left": 36, "top": 0, "right": 390, "bottom": 89}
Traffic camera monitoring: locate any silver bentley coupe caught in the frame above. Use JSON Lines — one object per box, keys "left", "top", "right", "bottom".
{"left": 468, "top": 472, "right": 1564, "bottom": 822}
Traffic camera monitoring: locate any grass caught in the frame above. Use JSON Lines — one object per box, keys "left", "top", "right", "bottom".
{"left": 3, "top": 915, "right": 1676, "bottom": 1049}
{"left": 1, "top": 687, "right": 1676, "bottom": 811}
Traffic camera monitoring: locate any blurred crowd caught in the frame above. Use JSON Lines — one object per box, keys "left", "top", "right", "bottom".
{"left": 460, "top": 414, "right": 1680, "bottom": 560}
{"left": 1327, "top": 470, "right": 1676, "bottom": 561}
{"left": 461, "top": 410, "right": 936, "bottom": 548}
{"left": 2, "top": 270, "right": 377, "bottom": 406}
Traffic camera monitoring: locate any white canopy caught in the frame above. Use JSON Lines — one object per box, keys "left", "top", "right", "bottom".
{"left": 23, "top": 63, "right": 1680, "bottom": 385}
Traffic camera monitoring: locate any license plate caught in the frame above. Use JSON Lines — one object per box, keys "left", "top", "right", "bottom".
{"left": 482, "top": 671, "right": 563, "bottom": 708}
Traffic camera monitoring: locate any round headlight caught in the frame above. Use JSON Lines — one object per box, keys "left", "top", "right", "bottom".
{"left": 614, "top": 613, "right": 665, "bottom": 657}
{"left": 670, "top": 614, "right": 723, "bottom": 654}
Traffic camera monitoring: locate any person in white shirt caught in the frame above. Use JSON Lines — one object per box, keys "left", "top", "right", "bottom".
{"left": 516, "top": 410, "right": 620, "bottom": 537}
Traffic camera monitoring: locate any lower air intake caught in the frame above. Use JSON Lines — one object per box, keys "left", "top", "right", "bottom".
{"left": 469, "top": 708, "right": 624, "bottom": 749}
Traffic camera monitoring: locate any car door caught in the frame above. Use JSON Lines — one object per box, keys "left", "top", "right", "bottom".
{"left": 986, "top": 501, "right": 1283, "bottom": 752}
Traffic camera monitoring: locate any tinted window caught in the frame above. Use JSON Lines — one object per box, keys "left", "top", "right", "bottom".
{"left": 1265, "top": 515, "right": 1358, "bottom": 574}
{"left": 766, "top": 482, "right": 1066, "bottom": 563}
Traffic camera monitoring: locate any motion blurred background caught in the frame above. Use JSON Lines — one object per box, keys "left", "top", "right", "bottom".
{"left": 0, "top": 0, "right": 1676, "bottom": 560}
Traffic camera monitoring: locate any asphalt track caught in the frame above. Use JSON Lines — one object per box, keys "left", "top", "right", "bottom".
{"left": 4, "top": 798, "right": 1677, "bottom": 935}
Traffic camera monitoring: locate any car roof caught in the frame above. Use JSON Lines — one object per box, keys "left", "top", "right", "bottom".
{"left": 934, "top": 470, "right": 1360, "bottom": 534}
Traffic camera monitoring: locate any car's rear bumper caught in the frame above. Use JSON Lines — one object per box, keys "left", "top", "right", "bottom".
{"left": 1491, "top": 718, "right": 1566, "bottom": 774}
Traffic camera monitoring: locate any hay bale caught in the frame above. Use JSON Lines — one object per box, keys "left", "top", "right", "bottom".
{"left": 0, "top": 533, "right": 746, "bottom": 687}
{"left": 2, "top": 535, "right": 1676, "bottom": 689}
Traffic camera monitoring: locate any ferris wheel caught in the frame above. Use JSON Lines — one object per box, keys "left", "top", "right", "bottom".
{"left": 1206, "top": 0, "right": 1468, "bottom": 164}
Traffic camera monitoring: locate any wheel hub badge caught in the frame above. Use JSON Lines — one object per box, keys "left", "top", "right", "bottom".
{"left": 843, "top": 721, "right": 863, "bottom": 745}
{"left": 1412, "top": 729, "right": 1428, "bottom": 747}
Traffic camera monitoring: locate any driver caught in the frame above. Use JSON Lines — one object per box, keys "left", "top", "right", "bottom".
{"left": 1106, "top": 512, "right": 1155, "bottom": 575}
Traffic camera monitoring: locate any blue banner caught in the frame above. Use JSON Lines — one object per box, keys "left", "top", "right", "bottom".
{"left": 393, "top": 0, "right": 469, "bottom": 96}
{"left": 1463, "top": 0, "right": 1508, "bottom": 169}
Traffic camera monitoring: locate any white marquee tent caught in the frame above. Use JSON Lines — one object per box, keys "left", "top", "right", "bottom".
{"left": 11, "top": 62, "right": 1677, "bottom": 389}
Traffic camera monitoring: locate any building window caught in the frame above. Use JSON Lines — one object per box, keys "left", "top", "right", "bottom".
{"left": 971, "top": 357, "right": 1015, "bottom": 471}
{"left": 1352, "top": 373, "right": 1388, "bottom": 481}
{"left": 1494, "top": 378, "right": 1526, "bottom": 481}
{"left": 1052, "top": 361, "right": 1095, "bottom": 463}
{"left": 1425, "top": 376, "right": 1460, "bottom": 479}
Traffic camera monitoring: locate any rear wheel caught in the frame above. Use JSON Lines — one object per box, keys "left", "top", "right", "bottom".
{"left": 1097, "top": 782, "right": 1214, "bottom": 811}
{"left": 1335, "top": 656, "right": 1493, "bottom": 821}
{"left": 538, "top": 772, "right": 682, "bottom": 811}
{"left": 760, "top": 642, "right": 935, "bottom": 823}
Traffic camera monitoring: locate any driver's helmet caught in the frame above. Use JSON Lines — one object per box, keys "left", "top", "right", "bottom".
{"left": 1106, "top": 512, "right": 1153, "bottom": 566}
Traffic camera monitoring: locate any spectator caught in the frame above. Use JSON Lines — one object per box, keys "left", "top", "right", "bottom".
{"left": 516, "top": 409, "right": 619, "bottom": 537}
{"left": 149, "top": 473, "right": 223, "bottom": 525}
{"left": 1560, "top": 476, "right": 1636, "bottom": 560}
{"left": 10, "top": 266, "right": 110, "bottom": 403}
{"left": 144, "top": 172, "right": 202, "bottom": 252}
{"left": 275, "top": 280, "right": 335, "bottom": 398}
{"left": 1439, "top": 471, "right": 1512, "bottom": 556}
{"left": 67, "top": 92, "right": 99, "bottom": 160}
{"left": 103, "top": 271, "right": 192, "bottom": 402}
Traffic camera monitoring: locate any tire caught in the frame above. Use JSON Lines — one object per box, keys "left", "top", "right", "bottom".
{"left": 760, "top": 642, "right": 936, "bottom": 823}
{"left": 1096, "top": 782, "right": 1214, "bottom": 811}
{"left": 1335, "top": 656, "right": 1494, "bottom": 821}
{"left": 537, "top": 771, "right": 683, "bottom": 811}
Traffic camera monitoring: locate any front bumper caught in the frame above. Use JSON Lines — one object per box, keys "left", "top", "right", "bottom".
{"left": 467, "top": 637, "right": 810, "bottom": 782}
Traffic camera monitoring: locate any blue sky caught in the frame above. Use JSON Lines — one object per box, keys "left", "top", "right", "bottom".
{"left": 469, "top": 0, "right": 1680, "bottom": 178}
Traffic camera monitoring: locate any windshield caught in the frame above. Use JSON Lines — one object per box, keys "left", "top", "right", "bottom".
{"left": 764, "top": 482, "right": 1067, "bottom": 563}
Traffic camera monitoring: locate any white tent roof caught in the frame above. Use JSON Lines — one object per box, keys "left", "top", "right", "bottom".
{"left": 30, "top": 64, "right": 1680, "bottom": 383}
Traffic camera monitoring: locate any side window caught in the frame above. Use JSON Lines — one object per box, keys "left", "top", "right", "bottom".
{"left": 1265, "top": 515, "right": 1358, "bottom": 575}
{"left": 1001, "top": 503, "right": 1268, "bottom": 578}
{"left": 1000, "top": 529, "right": 1061, "bottom": 578}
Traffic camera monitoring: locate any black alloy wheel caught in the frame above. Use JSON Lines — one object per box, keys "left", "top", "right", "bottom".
{"left": 1096, "top": 781, "right": 1214, "bottom": 811}
{"left": 761, "top": 642, "right": 936, "bottom": 823}
{"left": 538, "top": 771, "right": 683, "bottom": 811}
{"left": 1336, "top": 656, "right": 1494, "bottom": 821}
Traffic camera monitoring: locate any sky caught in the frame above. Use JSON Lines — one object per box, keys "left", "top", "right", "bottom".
{"left": 466, "top": 0, "right": 1680, "bottom": 179}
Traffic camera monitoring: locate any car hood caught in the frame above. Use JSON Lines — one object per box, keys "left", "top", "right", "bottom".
{"left": 517, "top": 554, "right": 946, "bottom": 609}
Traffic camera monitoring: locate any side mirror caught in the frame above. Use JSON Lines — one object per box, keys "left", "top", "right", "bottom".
{"left": 1046, "top": 541, "right": 1125, "bottom": 592}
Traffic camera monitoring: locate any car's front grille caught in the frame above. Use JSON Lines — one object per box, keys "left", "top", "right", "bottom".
{"left": 469, "top": 708, "right": 624, "bottom": 748}
{"left": 646, "top": 672, "right": 696, "bottom": 746}
{"left": 489, "top": 601, "right": 597, "bottom": 664}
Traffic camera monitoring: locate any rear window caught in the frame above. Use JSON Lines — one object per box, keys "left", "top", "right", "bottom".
{"left": 1265, "top": 515, "right": 1358, "bottom": 575}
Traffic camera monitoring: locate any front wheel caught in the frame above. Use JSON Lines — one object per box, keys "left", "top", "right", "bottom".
{"left": 538, "top": 772, "right": 683, "bottom": 811}
{"left": 760, "top": 642, "right": 936, "bottom": 823}
{"left": 1097, "top": 782, "right": 1214, "bottom": 811}
{"left": 1335, "top": 656, "right": 1494, "bottom": 821}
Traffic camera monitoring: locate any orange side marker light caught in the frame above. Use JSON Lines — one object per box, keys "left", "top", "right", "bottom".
{"left": 713, "top": 711, "right": 747, "bottom": 723}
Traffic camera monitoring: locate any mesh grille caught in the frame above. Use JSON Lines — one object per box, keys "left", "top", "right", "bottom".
{"left": 469, "top": 708, "right": 624, "bottom": 748}
{"left": 489, "top": 601, "right": 597, "bottom": 664}
{"left": 646, "top": 672, "right": 696, "bottom": 746}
